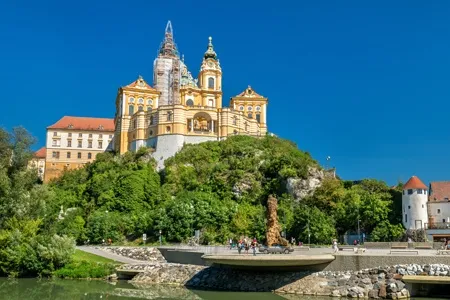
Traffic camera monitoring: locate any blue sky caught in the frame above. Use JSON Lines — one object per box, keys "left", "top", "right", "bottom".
{"left": 1, "top": 0, "right": 449, "bottom": 186}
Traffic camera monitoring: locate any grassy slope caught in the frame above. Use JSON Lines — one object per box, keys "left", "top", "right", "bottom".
{"left": 72, "top": 249, "right": 118, "bottom": 264}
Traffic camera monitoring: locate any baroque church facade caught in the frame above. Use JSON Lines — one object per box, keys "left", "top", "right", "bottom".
{"left": 114, "top": 21, "right": 269, "bottom": 169}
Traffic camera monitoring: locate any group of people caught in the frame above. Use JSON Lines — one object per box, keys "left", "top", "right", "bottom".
{"left": 229, "top": 237, "right": 258, "bottom": 256}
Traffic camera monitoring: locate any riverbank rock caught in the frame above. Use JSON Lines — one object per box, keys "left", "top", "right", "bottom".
{"left": 123, "top": 262, "right": 450, "bottom": 298}
{"left": 100, "top": 247, "right": 166, "bottom": 262}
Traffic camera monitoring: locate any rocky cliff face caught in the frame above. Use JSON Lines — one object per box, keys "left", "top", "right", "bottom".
{"left": 286, "top": 166, "right": 334, "bottom": 201}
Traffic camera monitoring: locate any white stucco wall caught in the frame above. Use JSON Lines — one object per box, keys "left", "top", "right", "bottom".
{"left": 46, "top": 129, "right": 114, "bottom": 151}
{"left": 150, "top": 134, "right": 185, "bottom": 170}
{"left": 428, "top": 202, "right": 450, "bottom": 224}
{"left": 184, "top": 135, "right": 218, "bottom": 145}
{"left": 402, "top": 188, "right": 428, "bottom": 230}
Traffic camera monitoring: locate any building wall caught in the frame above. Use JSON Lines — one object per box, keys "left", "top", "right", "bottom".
{"left": 28, "top": 157, "right": 45, "bottom": 180}
{"left": 44, "top": 128, "right": 114, "bottom": 182}
{"left": 150, "top": 134, "right": 186, "bottom": 170}
{"left": 428, "top": 202, "right": 450, "bottom": 224}
{"left": 402, "top": 188, "right": 428, "bottom": 230}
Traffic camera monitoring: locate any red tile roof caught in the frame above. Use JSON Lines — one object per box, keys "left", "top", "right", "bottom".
{"left": 429, "top": 181, "right": 450, "bottom": 201}
{"left": 403, "top": 176, "right": 427, "bottom": 190}
{"left": 34, "top": 147, "right": 46, "bottom": 158}
{"left": 47, "top": 116, "right": 115, "bottom": 132}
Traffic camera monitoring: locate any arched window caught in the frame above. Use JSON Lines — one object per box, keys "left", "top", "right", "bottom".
{"left": 87, "top": 153, "right": 92, "bottom": 159}
{"left": 232, "top": 116, "right": 237, "bottom": 125}
{"left": 256, "top": 114, "right": 261, "bottom": 123}
{"left": 138, "top": 105, "right": 144, "bottom": 112}
{"left": 167, "top": 111, "right": 173, "bottom": 121}
{"left": 208, "top": 99, "right": 214, "bottom": 107}
{"left": 138, "top": 98, "right": 144, "bottom": 104}
{"left": 248, "top": 113, "right": 253, "bottom": 119}
{"left": 150, "top": 115, "right": 154, "bottom": 125}
{"left": 129, "top": 105, "right": 135, "bottom": 115}
{"left": 186, "top": 99, "right": 194, "bottom": 106}
{"left": 208, "top": 77, "right": 214, "bottom": 89}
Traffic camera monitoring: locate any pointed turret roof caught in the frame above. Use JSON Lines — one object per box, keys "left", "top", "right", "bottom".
{"left": 403, "top": 176, "right": 428, "bottom": 190}
{"left": 158, "top": 20, "right": 179, "bottom": 58}
{"left": 204, "top": 36, "right": 217, "bottom": 60}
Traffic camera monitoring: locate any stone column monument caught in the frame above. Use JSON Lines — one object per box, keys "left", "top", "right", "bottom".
{"left": 266, "top": 195, "right": 288, "bottom": 246}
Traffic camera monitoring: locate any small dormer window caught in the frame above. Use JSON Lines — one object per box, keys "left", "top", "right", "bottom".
{"left": 98, "top": 125, "right": 104, "bottom": 130}
{"left": 68, "top": 124, "right": 74, "bottom": 129}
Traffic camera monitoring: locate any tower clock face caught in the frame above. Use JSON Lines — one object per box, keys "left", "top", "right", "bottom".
{"left": 207, "top": 61, "right": 214, "bottom": 67}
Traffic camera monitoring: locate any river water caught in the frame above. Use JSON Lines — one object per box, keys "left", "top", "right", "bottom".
{"left": 0, "top": 278, "right": 445, "bottom": 300}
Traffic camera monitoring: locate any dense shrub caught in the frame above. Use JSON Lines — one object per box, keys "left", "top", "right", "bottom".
{"left": 54, "top": 261, "right": 116, "bottom": 279}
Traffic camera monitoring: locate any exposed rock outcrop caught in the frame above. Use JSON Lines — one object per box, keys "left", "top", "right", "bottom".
{"left": 286, "top": 166, "right": 330, "bottom": 201}
{"left": 265, "top": 195, "right": 288, "bottom": 246}
{"left": 100, "top": 247, "right": 166, "bottom": 262}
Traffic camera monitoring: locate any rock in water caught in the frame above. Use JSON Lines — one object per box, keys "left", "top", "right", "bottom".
{"left": 265, "top": 195, "right": 288, "bottom": 246}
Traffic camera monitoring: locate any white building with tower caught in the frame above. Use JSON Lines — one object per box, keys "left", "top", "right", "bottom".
{"left": 402, "top": 175, "right": 450, "bottom": 241}
{"left": 402, "top": 175, "right": 429, "bottom": 230}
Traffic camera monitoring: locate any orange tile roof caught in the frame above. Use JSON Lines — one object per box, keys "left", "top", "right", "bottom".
{"left": 47, "top": 116, "right": 115, "bottom": 132}
{"left": 403, "top": 176, "right": 427, "bottom": 190}
{"left": 429, "top": 181, "right": 450, "bottom": 201}
{"left": 34, "top": 147, "right": 46, "bottom": 158}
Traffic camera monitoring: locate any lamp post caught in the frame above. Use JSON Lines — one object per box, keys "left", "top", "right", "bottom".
{"left": 357, "top": 219, "right": 361, "bottom": 244}
{"left": 159, "top": 230, "right": 162, "bottom": 246}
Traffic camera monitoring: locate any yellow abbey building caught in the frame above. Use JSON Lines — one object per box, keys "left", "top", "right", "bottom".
{"left": 114, "top": 21, "right": 269, "bottom": 169}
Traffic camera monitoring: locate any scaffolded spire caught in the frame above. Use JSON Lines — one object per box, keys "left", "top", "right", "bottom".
{"left": 158, "top": 20, "right": 178, "bottom": 57}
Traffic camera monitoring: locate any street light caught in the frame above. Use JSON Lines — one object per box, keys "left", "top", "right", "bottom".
{"left": 357, "top": 219, "right": 361, "bottom": 244}
{"left": 159, "top": 230, "right": 162, "bottom": 246}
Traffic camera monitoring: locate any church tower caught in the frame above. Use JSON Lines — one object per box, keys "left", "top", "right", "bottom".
{"left": 199, "top": 37, "right": 222, "bottom": 108}
{"left": 153, "top": 21, "right": 181, "bottom": 105}
{"left": 402, "top": 175, "right": 429, "bottom": 230}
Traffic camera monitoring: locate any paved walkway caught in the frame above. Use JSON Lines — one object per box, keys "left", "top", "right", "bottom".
{"left": 77, "top": 246, "right": 147, "bottom": 264}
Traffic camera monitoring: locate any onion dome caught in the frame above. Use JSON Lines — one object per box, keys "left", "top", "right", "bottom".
{"left": 204, "top": 36, "right": 217, "bottom": 60}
